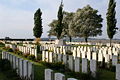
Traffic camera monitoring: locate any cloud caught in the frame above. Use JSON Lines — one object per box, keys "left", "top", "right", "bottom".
{"left": 0, "top": 0, "right": 119, "bottom": 39}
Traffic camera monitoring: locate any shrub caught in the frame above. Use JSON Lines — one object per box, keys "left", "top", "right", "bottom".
{"left": 41, "top": 62, "right": 65, "bottom": 71}
{"left": 8, "top": 48, "right": 14, "bottom": 52}
{"left": 0, "top": 42, "right": 5, "bottom": 47}
{"left": 66, "top": 50, "right": 73, "bottom": 55}
{"left": 16, "top": 51, "right": 22, "bottom": 55}
{"left": 14, "top": 48, "right": 19, "bottom": 52}
{"left": 45, "top": 49, "right": 49, "bottom": 51}
{"left": 23, "top": 53, "right": 30, "bottom": 58}
{"left": 27, "top": 55, "right": 35, "bottom": 61}
{"left": 37, "top": 54, "right": 42, "bottom": 61}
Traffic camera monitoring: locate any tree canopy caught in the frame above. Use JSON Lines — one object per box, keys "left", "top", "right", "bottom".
{"left": 72, "top": 5, "right": 103, "bottom": 42}
{"left": 48, "top": 5, "right": 103, "bottom": 42}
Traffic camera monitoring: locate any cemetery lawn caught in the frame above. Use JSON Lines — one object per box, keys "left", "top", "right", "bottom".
{"left": 0, "top": 72, "right": 8, "bottom": 80}
{"left": 98, "top": 69, "right": 115, "bottom": 80}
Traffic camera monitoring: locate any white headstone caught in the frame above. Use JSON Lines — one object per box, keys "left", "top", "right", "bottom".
{"left": 87, "top": 52, "right": 91, "bottom": 60}
{"left": 98, "top": 53, "right": 103, "bottom": 62}
{"left": 116, "top": 64, "right": 120, "bottom": 80}
{"left": 42, "top": 51, "right": 46, "bottom": 61}
{"left": 68, "top": 55, "right": 74, "bottom": 71}
{"left": 58, "top": 54, "right": 62, "bottom": 62}
{"left": 82, "top": 58, "right": 88, "bottom": 73}
{"left": 12, "top": 56, "right": 16, "bottom": 69}
{"left": 23, "top": 60, "right": 28, "bottom": 79}
{"left": 19, "top": 58, "right": 24, "bottom": 78}
{"left": 112, "top": 55, "right": 118, "bottom": 66}
{"left": 49, "top": 52, "right": 53, "bottom": 63}
{"left": 55, "top": 73, "right": 65, "bottom": 80}
{"left": 16, "top": 57, "right": 20, "bottom": 75}
{"left": 63, "top": 55, "right": 67, "bottom": 65}
{"left": 67, "top": 78, "right": 77, "bottom": 80}
{"left": 73, "top": 50, "right": 76, "bottom": 59}
{"left": 92, "top": 52, "right": 97, "bottom": 60}
{"left": 28, "top": 62, "right": 34, "bottom": 80}
{"left": 75, "top": 57, "right": 80, "bottom": 72}
{"left": 46, "top": 51, "right": 49, "bottom": 62}
{"left": 90, "top": 60, "right": 96, "bottom": 77}
{"left": 45, "top": 69, "right": 53, "bottom": 80}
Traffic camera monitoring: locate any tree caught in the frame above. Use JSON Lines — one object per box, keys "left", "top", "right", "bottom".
{"left": 33, "top": 8, "right": 43, "bottom": 42}
{"left": 62, "top": 11, "right": 75, "bottom": 42}
{"left": 48, "top": 20, "right": 58, "bottom": 37}
{"left": 55, "top": 2, "right": 64, "bottom": 39}
{"left": 48, "top": 12, "right": 75, "bottom": 42}
{"left": 106, "top": 0, "right": 118, "bottom": 47}
{"left": 72, "top": 5, "right": 103, "bottom": 42}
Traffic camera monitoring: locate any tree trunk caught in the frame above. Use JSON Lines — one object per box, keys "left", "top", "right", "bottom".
{"left": 69, "top": 36, "right": 72, "bottom": 42}
{"left": 110, "top": 38, "right": 112, "bottom": 47}
{"left": 85, "top": 37, "right": 88, "bottom": 43}
{"left": 35, "top": 38, "right": 40, "bottom": 44}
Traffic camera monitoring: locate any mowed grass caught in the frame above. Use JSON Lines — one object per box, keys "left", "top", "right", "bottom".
{"left": 0, "top": 72, "right": 8, "bottom": 80}
{"left": 98, "top": 69, "right": 115, "bottom": 80}
{"left": 34, "top": 63, "right": 47, "bottom": 80}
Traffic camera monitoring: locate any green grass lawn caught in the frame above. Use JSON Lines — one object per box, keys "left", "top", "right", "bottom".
{"left": 98, "top": 69, "right": 115, "bottom": 80}
{"left": 0, "top": 72, "right": 8, "bottom": 80}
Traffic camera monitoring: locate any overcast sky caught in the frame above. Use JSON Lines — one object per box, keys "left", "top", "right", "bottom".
{"left": 0, "top": 0, "right": 120, "bottom": 39}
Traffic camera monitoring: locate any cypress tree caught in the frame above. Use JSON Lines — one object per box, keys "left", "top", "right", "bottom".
{"left": 106, "top": 0, "right": 118, "bottom": 47}
{"left": 33, "top": 8, "right": 43, "bottom": 42}
{"left": 55, "top": 2, "right": 63, "bottom": 39}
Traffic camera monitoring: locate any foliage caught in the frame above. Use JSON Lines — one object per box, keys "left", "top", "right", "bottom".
{"left": 106, "top": 0, "right": 118, "bottom": 46}
{"left": 62, "top": 11, "right": 75, "bottom": 41}
{"left": 55, "top": 2, "right": 64, "bottom": 39}
{"left": 48, "top": 20, "right": 58, "bottom": 36}
{"left": 37, "top": 54, "right": 42, "bottom": 61}
{"left": 71, "top": 5, "right": 103, "bottom": 42}
{"left": 66, "top": 50, "right": 73, "bottom": 55}
{"left": 54, "top": 3, "right": 64, "bottom": 39}
{"left": 33, "top": 8, "right": 43, "bottom": 38}
{"left": 15, "top": 51, "right": 23, "bottom": 55}
{"left": 0, "top": 42, "right": 5, "bottom": 47}
{"left": 41, "top": 62, "right": 65, "bottom": 71}
{"left": 8, "top": 48, "right": 14, "bottom": 52}
{"left": 48, "top": 12, "right": 74, "bottom": 41}
{"left": 27, "top": 55, "right": 35, "bottom": 61}
{"left": 23, "top": 53, "right": 30, "bottom": 58}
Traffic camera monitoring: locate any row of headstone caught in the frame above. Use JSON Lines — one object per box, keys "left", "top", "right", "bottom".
{"left": 2, "top": 51, "right": 34, "bottom": 80}
{"left": 42, "top": 51, "right": 97, "bottom": 77}
{"left": 41, "top": 44, "right": 119, "bottom": 63}
{"left": 45, "top": 69, "right": 77, "bottom": 80}
{"left": 17, "top": 45, "right": 37, "bottom": 58}
{"left": 5, "top": 44, "right": 37, "bottom": 58}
